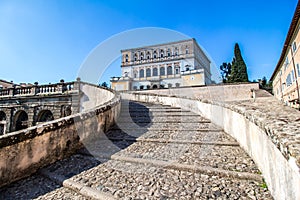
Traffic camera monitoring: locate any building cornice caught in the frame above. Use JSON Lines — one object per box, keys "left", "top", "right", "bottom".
{"left": 120, "top": 38, "right": 194, "bottom": 52}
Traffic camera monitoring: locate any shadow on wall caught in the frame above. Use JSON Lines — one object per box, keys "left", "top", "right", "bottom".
{"left": 0, "top": 100, "right": 152, "bottom": 199}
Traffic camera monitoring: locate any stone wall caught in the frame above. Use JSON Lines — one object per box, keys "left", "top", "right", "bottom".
{"left": 129, "top": 82, "right": 259, "bottom": 101}
{"left": 121, "top": 92, "right": 300, "bottom": 200}
{"left": 0, "top": 86, "right": 121, "bottom": 188}
{"left": 79, "top": 82, "right": 115, "bottom": 112}
{"left": 0, "top": 95, "right": 74, "bottom": 133}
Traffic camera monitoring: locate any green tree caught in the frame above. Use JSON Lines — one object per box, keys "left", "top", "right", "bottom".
{"left": 261, "top": 76, "right": 267, "bottom": 87}
{"left": 227, "top": 43, "right": 249, "bottom": 83}
{"left": 100, "top": 82, "right": 108, "bottom": 88}
{"left": 220, "top": 62, "right": 232, "bottom": 83}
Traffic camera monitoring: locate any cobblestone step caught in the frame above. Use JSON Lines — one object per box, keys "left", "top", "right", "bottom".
{"left": 68, "top": 159, "right": 271, "bottom": 199}
{"left": 114, "top": 122, "right": 216, "bottom": 130}
{"left": 0, "top": 100, "right": 273, "bottom": 199}
{"left": 105, "top": 129, "right": 235, "bottom": 142}
{"left": 117, "top": 116, "right": 210, "bottom": 123}
{"left": 0, "top": 173, "right": 90, "bottom": 200}
{"left": 106, "top": 137, "right": 239, "bottom": 146}
{"left": 112, "top": 141, "right": 259, "bottom": 174}
{"left": 120, "top": 112, "right": 198, "bottom": 117}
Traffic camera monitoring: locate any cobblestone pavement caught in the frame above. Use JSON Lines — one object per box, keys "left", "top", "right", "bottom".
{"left": 0, "top": 100, "right": 273, "bottom": 199}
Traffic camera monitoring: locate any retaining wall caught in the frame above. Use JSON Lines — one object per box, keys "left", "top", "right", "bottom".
{"left": 131, "top": 82, "right": 260, "bottom": 101}
{"left": 122, "top": 92, "right": 300, "bottom": 200}
{"left": 0, "top": 86, "right": 121, "bottom": 188}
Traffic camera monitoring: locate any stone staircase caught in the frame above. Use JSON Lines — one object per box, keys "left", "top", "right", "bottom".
{"left": 0, "top": 100, "right": 272, "bottom": 199}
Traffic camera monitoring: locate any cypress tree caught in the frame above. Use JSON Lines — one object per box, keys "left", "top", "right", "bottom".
{"left": 228, "top": 43, "right": 249, "bottom": 82}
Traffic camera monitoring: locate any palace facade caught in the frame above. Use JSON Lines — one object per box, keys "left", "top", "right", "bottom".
{"left": 270, "top": 1, "right": 300, "bottom": 109}
{"left": 111, "top": 38, "right": 211, "bottom": 90}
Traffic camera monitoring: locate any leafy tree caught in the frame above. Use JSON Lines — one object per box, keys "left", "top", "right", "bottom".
{"left": 100, "top": 82, "right": 108, "bottom": 88}
{"left": 261, "top": 76, "right": 267, "bottom": 87}
{"left": 220, "top": 62, "right": 232, "bottom": 83}
{"left": 227, "top": 43, "right": 249, "bottom": 83}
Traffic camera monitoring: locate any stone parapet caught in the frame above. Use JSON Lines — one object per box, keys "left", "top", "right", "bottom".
{"left": 129, "top": 82, "right": 261, "bottom": 101}
{"left": 0, "top": 86, "right": 121, "bottom": 188}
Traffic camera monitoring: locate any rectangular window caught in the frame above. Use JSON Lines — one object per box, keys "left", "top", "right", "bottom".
{"left": 291, "top": 70, "right": 295, "bottom": 82}
{"left": 284, "top": 57, "right": 289, "bottom": 71}
{"left": 297, "top": 64, "right": 300, "bottom": 77}
{"left": 293, "top": 41, "right": 297, "bottom": 52}
{"left": 286, "top": 74, "right": 292, "bottom": 87}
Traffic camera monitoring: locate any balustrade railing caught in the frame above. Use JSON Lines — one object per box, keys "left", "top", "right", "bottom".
{"left": 0, "top": 81, "right": 77, "bottom": 98}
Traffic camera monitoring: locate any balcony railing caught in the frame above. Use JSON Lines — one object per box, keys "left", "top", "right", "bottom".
{"left": 0, "top": 81, "right": 77, "bottom": 98}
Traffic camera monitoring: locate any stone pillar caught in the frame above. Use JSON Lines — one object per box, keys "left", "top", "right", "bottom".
{"left": 72, "top": 77, "right": 81, "bottom": 113}
{"left": 158, "top": 65, "right": 160, "bottom": 77}
{"left": 164, "top": 64, "right": 167, "bottom": 76}
{"left": 172, "top": 63, "right": 175, "bottom": 77}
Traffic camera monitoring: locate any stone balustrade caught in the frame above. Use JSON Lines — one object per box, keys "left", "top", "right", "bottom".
{"left": 0, "top": 82, "right": 77, "bottom": 97}
{"left": 0, "top": 83, "right": 121, "bottom": 188}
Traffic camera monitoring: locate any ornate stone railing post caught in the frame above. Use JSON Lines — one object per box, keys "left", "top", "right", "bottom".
{"left": 73, "top": 77, "right": 81, "bottom": 92}
{"left": 72, "top": 77, "right": 81, "bottom": 113}
{"left": 10, "top": 85, "right": 16, "bottom": 96}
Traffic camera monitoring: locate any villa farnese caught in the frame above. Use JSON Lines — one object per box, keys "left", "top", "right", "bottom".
{"left": 111, "top": 38, "right": 212, "bottom": 91}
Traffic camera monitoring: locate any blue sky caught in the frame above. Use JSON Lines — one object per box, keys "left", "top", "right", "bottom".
{"left": 0, "top": 0, "right": 297, "bottom": 85}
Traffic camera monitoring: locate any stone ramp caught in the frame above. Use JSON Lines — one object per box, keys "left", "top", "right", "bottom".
{"left": 0, "top": 100, "right": 272, "bottom": 199}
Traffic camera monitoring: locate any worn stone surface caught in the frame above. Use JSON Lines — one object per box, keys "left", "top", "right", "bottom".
{"left": 122, "top": 92, "right": 300, "bottom": 199}
{"left": 0, "top": 100, "right": 272, "bottom": 199}
{"left": 0, "top": 86, "right": 121, "bottom": 188}
{"left": 213, "top": 97, "right": 300, "bottom": 168}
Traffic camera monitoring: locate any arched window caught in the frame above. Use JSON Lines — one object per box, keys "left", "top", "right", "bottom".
{"left": 175, "top": 47, "right": 178, "bottom": 56}
{"left": 140, "top": 69, "right": 144, "bottom": 78}
{"left": 146, "top": 68, "right": 151, "bottom": 77}
{"left": 160, "top": 50, "right": 164, "bottom": 58}
{"left": 140, "top": 52, "right": 144, "bottom": 60}
{"left": 125, "top": 54, "right": 128, "bottom": 62}
{"left": 167, "top": 66, "right": 173, "bottom": 75}
{"left": 167, "top": 49, "right": 171, "bottom": 57}
{"left": 147, "top": 51, "right": 151, "bottom": 59}
{"left": 0, "top": 111, "right": 6, "bottom": 121}
{"left": 153, "top": 68, "right": 158, "bottom": 76}
{"left": 13, "top": 110, "right": 28, "bottom": 131}
{"left": 0, "top": 111, "right": 6, "bottom": 135}
{"left": 37, "top": 110, "right": 54, "bottom": 123}
{"left": 60, "top": 105, "right": 72, "bottom": 117}
{"left": 134, "top": 73, "right": 137, "bottom": 78}
{"left": 185, "top": 65, "right": 190, "bottom": 71}
{"left": 153, "top": 50, "right": 157, "bottom": 58}
{"left": 134, "top": 53, "right": 138, "bottom": 61}
{"left": 186, "top": 46, "right": 189, "bottom": 54}
{"left": 160, "top": 67, "right": 165, "bottom": 75}
{"left": 175, "top": 68, "right": 180, "bottom": 74}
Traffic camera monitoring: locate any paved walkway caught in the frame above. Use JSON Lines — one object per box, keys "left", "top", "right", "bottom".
{"left": 0, "top": 100, "right": 272, "bottom": 199}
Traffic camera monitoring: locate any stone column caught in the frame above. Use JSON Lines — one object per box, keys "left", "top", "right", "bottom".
{"left": 158, "top": 65, "right": 160, "bottom": 77}
{"left": 164, "top": 64, "right": 167, "bottom": 76}
{"left": 172, "top": 63, "right": 175, "bottom": 77}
